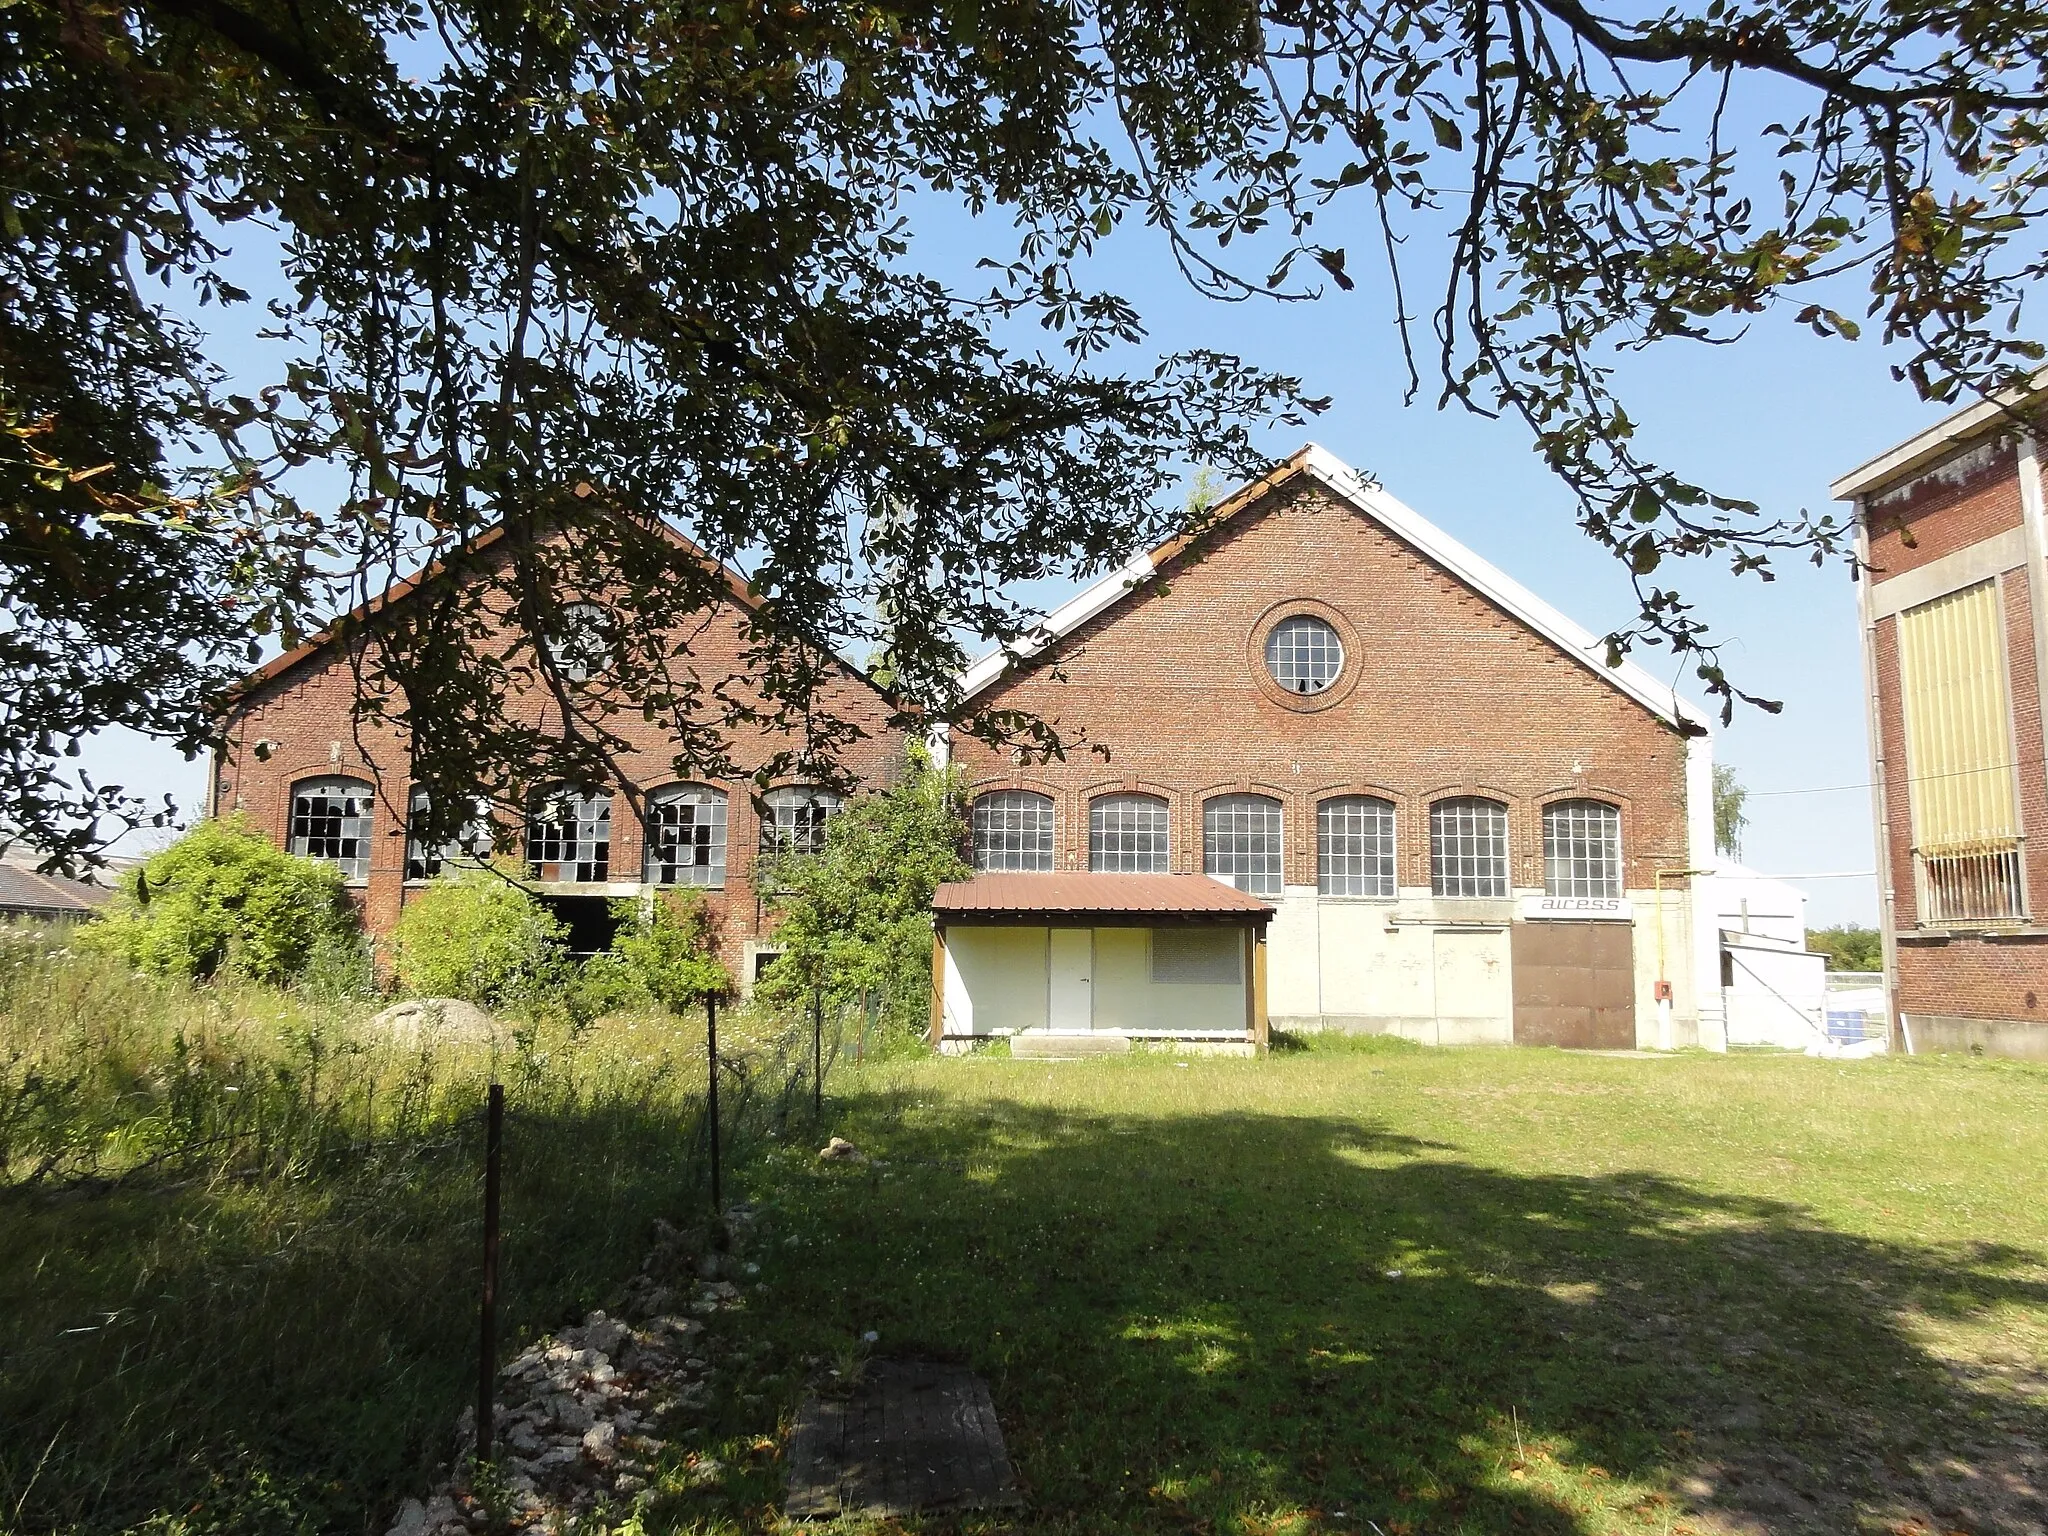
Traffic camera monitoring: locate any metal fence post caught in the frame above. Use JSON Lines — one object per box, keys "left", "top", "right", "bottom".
{"left": 477, "top": 1082, "right": 504, "bottom": 1468}
{"left": 706, "top": 992, "right": 721, "bottom": 1212}
{"left": 812, "top": 986, "right": 824, "bottom": 1115}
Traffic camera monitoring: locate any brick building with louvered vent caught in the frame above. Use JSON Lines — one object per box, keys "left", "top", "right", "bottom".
{"left": 1834, "top": 375, "right": 2048, "bottom": 1059}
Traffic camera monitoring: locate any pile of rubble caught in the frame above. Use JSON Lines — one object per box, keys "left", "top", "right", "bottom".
{"left": 384, "top": 1205, "right": 762, "bottom": 1535}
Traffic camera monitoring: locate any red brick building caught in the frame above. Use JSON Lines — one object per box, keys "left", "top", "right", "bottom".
{"left": 937, "top": 446, "right": 1720, "bottom": 1049}
{"left": 1834, "top": 377, "right": 2048, "bottom": 1059}
{"left": 213, "top": 523, "right": 907, "bottom": 979}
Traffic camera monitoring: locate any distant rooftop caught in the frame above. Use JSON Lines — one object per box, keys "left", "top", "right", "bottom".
{"left": 0, "top": 860, "right": 111, "bottom": 918}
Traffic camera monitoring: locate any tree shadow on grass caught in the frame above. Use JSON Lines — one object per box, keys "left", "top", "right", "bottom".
{"left": 757, "top": 1093, "right": 2048, "bottom": 1536}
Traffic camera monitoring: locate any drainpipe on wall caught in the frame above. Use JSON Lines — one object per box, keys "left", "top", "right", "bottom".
{"left": 1853, "top": 502, "right": 1905, "bottom": 1050}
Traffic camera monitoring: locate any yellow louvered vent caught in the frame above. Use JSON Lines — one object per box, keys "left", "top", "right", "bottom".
{"left": 1898, "top": 579, "right": 2024, "bottom": 923}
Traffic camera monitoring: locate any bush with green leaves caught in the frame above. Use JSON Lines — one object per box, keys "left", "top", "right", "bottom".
{"left": 609, "top": 889, "right": 732, "bottom": 1013}
{"left": 82, "top": 817, "right": 363, "bottom": 986}
{"left": 386, "top": 869, "right": 567, "bottom": 1010}
{"left": 757, "top": 746, "right": 968, "bottom": 1035}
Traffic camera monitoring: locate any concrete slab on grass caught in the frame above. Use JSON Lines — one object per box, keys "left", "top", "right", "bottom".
{"left": 1009, "top": 1031, "right": 1130, "bottom": 1059}
{"left": 785, "top": 1359, "right": 1021, "bottom": 1519}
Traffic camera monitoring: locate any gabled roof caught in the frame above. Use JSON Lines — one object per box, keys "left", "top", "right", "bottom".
{"left": 224, "top": 515, "right": 894, "bottom": 709}
{"left": 1830, "top": 366, "right": 2048, "bottom": 502}
{"left": 958, "top": 444, "right": 1710, "bottom": 731}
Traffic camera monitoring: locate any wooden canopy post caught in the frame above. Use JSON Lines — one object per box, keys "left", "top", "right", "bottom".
{"left": 929, "top": 925, "right": 947, "bottom": 1048}
{"left": 1243, "top": 927, "right": 1256, "bottom": 1044}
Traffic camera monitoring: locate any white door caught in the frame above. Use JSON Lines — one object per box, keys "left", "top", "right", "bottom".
{"left": 1048, "top": 928, "right": 1094, "bottom": 1031}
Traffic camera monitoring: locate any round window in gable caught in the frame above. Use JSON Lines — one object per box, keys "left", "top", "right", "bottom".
{"left": 1264, "top": 614, "right": 1344, "bottom": 695}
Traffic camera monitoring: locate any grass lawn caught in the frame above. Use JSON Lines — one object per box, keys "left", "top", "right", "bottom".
{"left": 690, "top": 1042, "right": 2048, "bottom": 1536}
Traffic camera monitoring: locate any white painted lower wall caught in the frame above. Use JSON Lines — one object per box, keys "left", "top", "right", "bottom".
{"left": 1266, "top": 885, "right": 1706, "bottom": 1048}
{"left": 940, "top": 924, "right": 1249, "bottom": 1040}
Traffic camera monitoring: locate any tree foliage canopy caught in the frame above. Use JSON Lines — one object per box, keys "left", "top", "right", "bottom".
{"left": 9, "top": 0, "right": 2048, "bottom": 859}
{"left": 757, "top": 746, "right": 969, "bottom": 1034}
{"left": 83, "top": 816, "right": 362, "bottom": 984}
{"left": 1806, "top": 923, "right": 1883, "bottom": 972}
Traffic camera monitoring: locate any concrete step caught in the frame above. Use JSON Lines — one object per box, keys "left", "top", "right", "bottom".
{"left": 1008, "top": 1031, "right": 1132, "bottom": 1059}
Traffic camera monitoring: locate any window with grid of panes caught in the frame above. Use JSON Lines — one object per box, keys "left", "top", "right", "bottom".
{"left": 1429, "top": 797, "right": 1509, "bottom": 898}
{"left": 289, "top": 777, "right": 373, "bottom": 880}
{"left": 1263, "top": 615, "right": 1345, "bottom": 695}
{"left": 1542, "top": 800, "right": 1622, "bottom": 899}
{"left": 646, "top": 785, "right": 727, "bottom": 887}
{"left": 1203, "top": 794, "right": 1283, "bottom": 895}
{"left": 526, "top": 786, "right": 612, "bottom": 881}
{"left": 971, "top": 790, "right": 1055, "bottom": 872}
{"left": 1317, "top": 796, "right": 1397, "bottom": 896}
{"left": 1089, "top": 794, "right": 1170, "bottom": 872}
{"left": 759, "top": 787, "right": 840, "bottom": 857}
{"left": 405, "top": 788, "right": 492, "bottom": 879}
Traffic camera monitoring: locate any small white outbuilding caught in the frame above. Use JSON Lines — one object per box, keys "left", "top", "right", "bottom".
{"left": 1712, "top": 863, "right": 1831, "bottom": 1049}
{"left": 930, "top": 873, "right": 1273, "bottom": 1053}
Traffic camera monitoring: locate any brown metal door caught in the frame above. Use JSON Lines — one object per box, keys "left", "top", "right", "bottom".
{"left": 1511, "top": 921, "right": 1636, "bottom": 1048}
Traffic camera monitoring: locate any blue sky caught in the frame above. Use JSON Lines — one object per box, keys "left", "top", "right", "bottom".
{"left": 73, "top": 113, "right": 1955, "bottom": 927}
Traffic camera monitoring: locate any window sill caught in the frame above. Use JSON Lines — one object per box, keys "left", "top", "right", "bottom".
{"left": 1900, "top": 923, "right": 2045, "bottom": 941}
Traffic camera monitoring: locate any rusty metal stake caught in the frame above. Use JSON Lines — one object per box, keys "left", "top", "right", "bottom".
{"left": 812, "top": 987, "right": 824, "bottom": 1115}
{"left": 476, "top": 1082, "right": 504, "bottom": 1468}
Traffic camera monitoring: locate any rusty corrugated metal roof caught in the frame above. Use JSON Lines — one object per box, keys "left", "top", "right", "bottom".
{"left": 931, "top": 872, "right": 1272, "bottom": 918}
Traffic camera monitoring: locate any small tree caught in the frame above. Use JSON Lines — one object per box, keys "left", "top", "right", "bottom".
{"left": 610, "top": 890, "right": 732, "bottom": 1013}
{"left": 84, "top": 817, "right": 361, "bottom": 986}
{"left": 757, "top": 746, "right": 970, "bottom": 1034}
{"left": 387, "top": 869, "right": 567, "bottom": 1010}
{"left": 1806, "top": 925, "right": 1884, "bottom": 974}
{"left": 1713, "top": 765, "right": 1750, "bottom": 861}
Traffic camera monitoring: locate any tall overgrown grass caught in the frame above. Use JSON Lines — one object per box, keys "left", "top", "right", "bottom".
{"left": 0, "top": 928, "right": 825, "bottom": 1536}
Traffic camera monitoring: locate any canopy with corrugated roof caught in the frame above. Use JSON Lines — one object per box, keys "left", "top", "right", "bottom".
{"left": 931, "top": 873, "right": 1272, "bottom": 926}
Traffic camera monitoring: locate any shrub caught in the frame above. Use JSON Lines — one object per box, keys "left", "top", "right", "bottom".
{"left": 610, "top": 889, "right": 732, "bottom": 1012}
{"left": 757, "top": 744, "right": 968, "bottom": 1034}
{"left": 387, "top": 869, "right": 566, "bottom": 1009}
{"left": 83, "top": 817, "right": 362, "bottom": 985}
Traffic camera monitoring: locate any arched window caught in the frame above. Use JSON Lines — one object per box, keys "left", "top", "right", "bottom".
{"left": 545, "top": 602, "right": 612, "bottom": 683}
{"left": 526, "top": 785, "right": 612, "bottom": 882}
{"left": 972, "top": 790, "right": 1055, "bottom": 872}
{"left": 1543, "top": 799, "right": 1623, "bottom": 899}
{"left": 289, "top": 776, "right": 373, "bottom": 880}
{"left": 759, "top": 786, "right": 841, "bottom": 857}
{"left": 405, "top": 787, "right": 493, "bottom": 880}
{"left": 1089, "top": 793, "right": 1170, "bottom": 873}
{"left": 1430, "top": 797, "right": 1509, "bottom": 898}
{"left": 1318, "top": 796, "right": 1397, "bottom": 897}
{"left": 1203, "top": 794, "right": 1283, "bottom": 896}
{"left": 647, "top": 784, "right": 727, "bottom": 888}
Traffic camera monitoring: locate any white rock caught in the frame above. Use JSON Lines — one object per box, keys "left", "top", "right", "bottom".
{"left": 582, "top": 1421, "right": 618, "bottom": 1460}
{"left": 369, "top": 997, "right": 507, "bottom": 1046}
{"left": 384, "top": 1497, "right": 430, "bottom": 1536}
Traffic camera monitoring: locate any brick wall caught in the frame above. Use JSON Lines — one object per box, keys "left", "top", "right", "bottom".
{"left": 1871, "top": 612, "right": 1918, "bottom": 928}
{"left": 1863, "top": 440, "right": 2048, "bottom": 1037}
{"left": 217, "top": 537, "right": 907, "bottom": 969}
{"left": 1864, "top": 437, "right": 2022, "bottom": 578}
{"left": 953, "top": 480, "right": 1692, "bottom": 889}
{"left": 1896, "top": 934, "right": 2048, "bottom": 1023}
